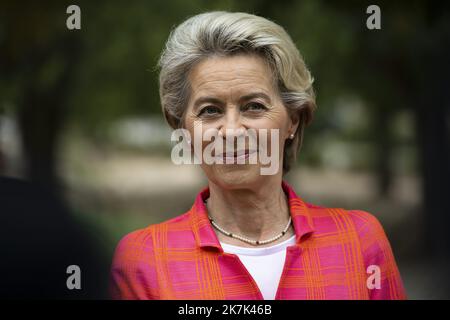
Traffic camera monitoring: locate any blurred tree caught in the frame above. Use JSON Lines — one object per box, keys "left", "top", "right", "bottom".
{"left": 0, "top": 2, "right": 106, "bottom": 298}
{"left": 234, "top": 0, "right": 450, "bottom": 262}
{"left": 0, "top": 1, "right": 83, "bottom": 191}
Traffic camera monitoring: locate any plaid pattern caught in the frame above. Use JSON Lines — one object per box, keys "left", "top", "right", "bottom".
{"left": 110, "top": 181, "right": 406, "bottom": 300}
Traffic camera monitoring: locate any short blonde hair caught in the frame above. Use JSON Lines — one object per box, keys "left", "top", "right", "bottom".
{"left": 158, "top": 11, "right": 316, "bottom": 173}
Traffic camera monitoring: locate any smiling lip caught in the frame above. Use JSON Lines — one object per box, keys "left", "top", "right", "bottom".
{"left": 216, "top": 149, "right": 257, "bottom": 160}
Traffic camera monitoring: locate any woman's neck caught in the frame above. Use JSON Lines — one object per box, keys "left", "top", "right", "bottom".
{"left": 205, "top": 178, "right": 292, "bottom": 242}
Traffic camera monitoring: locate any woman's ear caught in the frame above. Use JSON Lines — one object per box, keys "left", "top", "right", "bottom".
{"left": 288, "top": 111, "right": 300, "bottom": 138}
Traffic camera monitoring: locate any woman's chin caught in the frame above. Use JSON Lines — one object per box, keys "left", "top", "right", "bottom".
{"left": 205, "top": 164, "right": 266, "bottom": 189}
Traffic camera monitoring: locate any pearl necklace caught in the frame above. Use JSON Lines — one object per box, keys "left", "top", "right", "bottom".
{"left": 204, "top": 198, "right": 292, "bottom": 246}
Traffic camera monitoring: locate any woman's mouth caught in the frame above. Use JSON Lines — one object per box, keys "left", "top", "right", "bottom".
{"left": 215, "top": 149, "right": 258, "bottom": 162}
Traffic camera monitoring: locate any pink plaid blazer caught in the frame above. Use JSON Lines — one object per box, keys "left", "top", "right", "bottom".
{"left": 110, "top": 181, "right": 406, "bottom": 300}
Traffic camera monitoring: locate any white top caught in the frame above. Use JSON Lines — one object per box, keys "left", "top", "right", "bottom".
{"left": 220, "top": 235, "right": 296, "bottom": 300}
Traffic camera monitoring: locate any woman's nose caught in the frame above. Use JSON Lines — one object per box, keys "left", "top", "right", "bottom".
{"left": 218, "top": 107, "right": 246, "bottom": 137}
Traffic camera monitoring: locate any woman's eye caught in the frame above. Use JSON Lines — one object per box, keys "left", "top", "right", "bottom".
{"left": 243, "top": 102, "right": 267, "bottom": 112}
{"left": 198, "top": 106, "right": 220, "bottom": 117}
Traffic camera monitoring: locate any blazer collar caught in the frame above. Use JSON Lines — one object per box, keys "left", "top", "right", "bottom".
{"left": 189, "top": 180, "right": 315, "bottom": 251}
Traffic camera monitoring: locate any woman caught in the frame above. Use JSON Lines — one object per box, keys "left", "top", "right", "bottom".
{"left": 110, "top": 11, "right": 406, "bottom": 300}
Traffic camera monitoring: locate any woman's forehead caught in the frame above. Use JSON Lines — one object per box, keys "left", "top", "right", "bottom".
{"left": 188, "top": 54, "right": 275, "bottom": 96}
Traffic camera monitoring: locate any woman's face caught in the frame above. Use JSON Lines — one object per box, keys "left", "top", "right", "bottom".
{"left": 183, "top": 53, "right": 298, "bottom": 189}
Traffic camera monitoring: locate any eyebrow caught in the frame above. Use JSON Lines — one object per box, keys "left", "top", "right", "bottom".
{"left": 238, "top": 92, "right": 271, "bottom": 104}
{"left": 193, "top": 92, "right": 272, "bottom": 110}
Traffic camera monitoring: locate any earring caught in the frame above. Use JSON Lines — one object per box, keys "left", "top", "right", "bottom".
{"left": 289, "top": 133, "right": 295, "bottom": 139}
